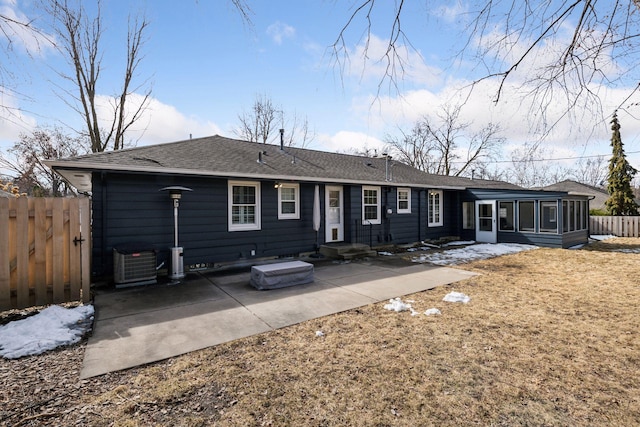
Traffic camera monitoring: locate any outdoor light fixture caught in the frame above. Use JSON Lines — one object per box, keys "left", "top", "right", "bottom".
{"left": 274, "top": 182, "right": 282, "bottom": 189}
{"left": 159, "top": 186, "right": 193, "bottom": 281}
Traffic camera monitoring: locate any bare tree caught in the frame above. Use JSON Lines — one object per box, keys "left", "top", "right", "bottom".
{"left": 279, "top": 110, "right": 316, "bottom": 148}
{"left": 46, "top": 0, "right": 151, "bottom": 152}
{"left": 0, "top": 10, "right": 54, "bottom": 119}
{"left": 235, "top": 93, "right": 316, "bottom": 147}
{"left": 506, "top": 142, "right": 571, "bottom": 187}
{"left": 331, "top": 1, "right": 640, "bottom": 124}
{"left": 0, "top": 126, "right": 88, "bottom": 196}
{"left": 234, "top": 93, "right": 278, "bottom": 144}
{"left": 570, "top": 155, "right": 608, "bottom": 187}
{"left": 384, "top": 104, "right": 504, "bottom": 176}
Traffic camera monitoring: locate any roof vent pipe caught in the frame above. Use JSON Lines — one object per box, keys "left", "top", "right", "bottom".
{"left": 258, "top": 152, "right": 263, "bottom": 163}
{"left": 280, "top": 128, "right": 284, "bottom": 150}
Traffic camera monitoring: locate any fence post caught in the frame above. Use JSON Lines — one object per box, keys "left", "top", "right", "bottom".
{"left": 34, "top": 198, "right": 47, "bottom": 306}
{"left": 52, "top": 198, "right": 65, "bottom": 303}
{"left": 15, "top": 197, "right": 29, "bottom": 308}
{"left": 0, "top": 198, "right": 9, "bottom": 310}
{"left": 80, "top": 198, "right": 91, "bottom": 303}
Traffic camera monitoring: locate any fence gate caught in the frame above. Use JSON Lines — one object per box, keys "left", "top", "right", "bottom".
{"left": 0, "top": 197, "right": 91, "bottom": 311}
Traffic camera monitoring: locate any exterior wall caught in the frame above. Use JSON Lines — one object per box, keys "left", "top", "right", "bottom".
{"left": 464, "top": 188, "right": 590, "bottom": 248}
{"left": 344, "top": 186, "right": 457, "bottom": 246}
{"left": 91, "top": 172, "right": 588, "bottom": 278}
{"left": 91, "top": 172, "right": 319, "bottom": 277}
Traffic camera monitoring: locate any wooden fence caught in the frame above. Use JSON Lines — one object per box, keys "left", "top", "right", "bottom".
{"left": 0, "top": 197, "right": 91, "bottom": 311}
{"left": 590, "top": 216, "right": 640, "bottom": 238}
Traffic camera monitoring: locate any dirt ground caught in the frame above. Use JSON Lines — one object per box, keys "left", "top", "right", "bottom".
{"left": 1, "top": 237, "right": 639, "bottom": 426}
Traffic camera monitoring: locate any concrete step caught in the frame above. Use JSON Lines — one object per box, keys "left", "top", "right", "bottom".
{"left": 320, "top": 243, "right": 377, "bottom": 260}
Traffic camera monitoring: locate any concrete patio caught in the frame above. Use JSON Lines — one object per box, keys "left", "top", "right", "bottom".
{"left": 81, "top": 258, "right": 477, "bottom": 378}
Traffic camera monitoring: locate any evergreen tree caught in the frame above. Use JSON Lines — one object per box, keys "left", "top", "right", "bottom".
{"left": 605, "top": 112, "right": 639, "bottom": 215}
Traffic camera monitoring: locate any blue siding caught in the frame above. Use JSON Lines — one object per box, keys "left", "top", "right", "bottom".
{"left": 90, "top": 173, "right": 590, "bottom": 278}
{"left": 91, "top": 172, "right": 318, "bottom": 276}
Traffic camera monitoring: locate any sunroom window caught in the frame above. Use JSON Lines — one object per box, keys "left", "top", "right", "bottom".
{"left": 540, "top": 201, "right": 558, "bottom": 233}
{"left": 499, "top": 201, "right": 515, "bottom": 231}
{"left": 518, "top": 201, "right": 535, "bottom": 232}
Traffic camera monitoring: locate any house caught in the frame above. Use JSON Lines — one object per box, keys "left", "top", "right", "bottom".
{"left": 540, "top": 180, "right": 609, "bottom": 212}
{"left": 46, "top": 135, "right": 590, "bottom": 279}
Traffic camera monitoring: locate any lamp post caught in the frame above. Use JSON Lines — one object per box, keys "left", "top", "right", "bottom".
{"left": 159, "top": 186, "right": 193, "bottom": 281}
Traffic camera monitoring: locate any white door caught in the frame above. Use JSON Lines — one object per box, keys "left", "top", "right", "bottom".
{"left": 325, "top": 186, "right": 344, "bottom": 242}
{"left": 476, "top": 200, "right": 497, "bottom": 243}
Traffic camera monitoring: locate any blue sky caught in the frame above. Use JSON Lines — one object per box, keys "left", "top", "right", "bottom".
{"left": 2, "top": 0, "right": 640, "bottom": 176}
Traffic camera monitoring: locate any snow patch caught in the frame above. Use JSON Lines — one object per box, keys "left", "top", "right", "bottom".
{"left": 590, "top": 235, "right": 616, "bottom": 241}
{"left": 0, "top": 305, "right": 94, "bottom": 359}
{"left": 412, "top": 243, "right": 537, "bottom": 265}
{"left": 612, "top": 248, "right": 640, "bottom": 254}
{"left": 443, "top": 240, "right": 475, "bottom": 247}
{"left": 383, "top": 297, "right": 412, "bottom": 312}
{"left": 424, "top": 308, "right": 442, "bottom": 316}
{"left": 443, "top": 291, "right": 471, "bottom": 304}
{"left": 378, "top": 251, "right": 393, "bottom": 256}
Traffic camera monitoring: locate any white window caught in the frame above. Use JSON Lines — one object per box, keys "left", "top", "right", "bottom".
{"left": 228, "top": 181, "right": 261, "bottom": 231}
{"left": 397, "top": 188, "right": 411, "bottom": 214}
{"left": 278, "top": 183, "right": 300, "bottom": 220}
{"left": 362, "top": 186, "right": 381, "bottom": 225}
{"left": 428, "top": 190, "right": 443, "bottom": 227}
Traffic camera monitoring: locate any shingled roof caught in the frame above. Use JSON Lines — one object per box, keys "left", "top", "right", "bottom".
{"left": 47, "top": 134, "right": 522, "bottom": 191}
{"left": 540, "top": 179, "right": 609, "bottom": 210}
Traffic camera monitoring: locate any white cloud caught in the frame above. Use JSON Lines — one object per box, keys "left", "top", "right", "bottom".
{"left": 340, "top": 33, "right": 443, "bottom": 89}
{"left": 92, "top": 94, "right": 222, "bottom": 146}
{"left": 266, "top": 21, "right": 295, "bottom": 45}
{"left": 317, "top": 130, "right": 385, "bottom": 155}
{"left": 0, "top": 87, "right": 38, "bottom": 147}
{"left": 433, "top": 1, "right": 468, "bottom": 23}
{"left": 0, "top": 1, "right": 56, "bottom": 56}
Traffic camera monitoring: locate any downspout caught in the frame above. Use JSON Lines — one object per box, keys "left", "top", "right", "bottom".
{"left": 418, "top": 189, "right": 425, "bottom": 242}
{"left": 587, "top": 195, "right": 595, "bottom": 237}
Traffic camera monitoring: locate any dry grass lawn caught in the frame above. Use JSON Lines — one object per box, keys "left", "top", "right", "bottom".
{"left": 2, "top": 238, "right": 640, "bottom": 426}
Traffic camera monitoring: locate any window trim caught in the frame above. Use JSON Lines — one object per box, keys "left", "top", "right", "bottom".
{"left": 362, "top": 186, "right": 381, "bottom": 225}
{"left": 539, "top": 201, "right": 558, "bottom": 234}
{"left": 499, "top": 201, "right": 515, "bottom": 232}
{"left": 462, "top": 201, "right": 475, "bottom": 230}
{"left": 518, "top": 200, "right": 536, "bottom": 233}
{"left": 397, "top": 188, "right": 411, "bottom": 214}
{"left": 228, "top": 180, "right": 261, "bottom": 231}
{"left": 277, "top": 183, "right": 300, "bottom": 220}
{"left": 428, "top": 190, "right": 443, "bottom": 227}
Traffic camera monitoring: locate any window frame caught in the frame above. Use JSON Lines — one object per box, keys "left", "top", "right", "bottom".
{"left": 462, "top": 201, "right": 475, "bottom": 230}
{"left": 228, "top": 180, "right": 261, "bottom": 231}
{"left": 362, "top": 186, "right": 381, "bottom": 225}
{"left": 518, "top": 200, "right": 536, "bottom": 233}
{"left": 499, "top": 201, "right": 515, "bottom": 232}
{"left": 277, "top": 183, "right": 300, "bottom": 220}
{"left": 397, "top": 188, "right": 411, "bottom": 214}
{"left": 428, "top": 190, "right": 443, "bottom": 227}
{"left": 539, "top": 201, "right": 558, "bottom": 233}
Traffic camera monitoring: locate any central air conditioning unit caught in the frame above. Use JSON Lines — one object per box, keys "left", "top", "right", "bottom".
{"left": 113, "top": 243, "right": 157, "bottom": 288}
